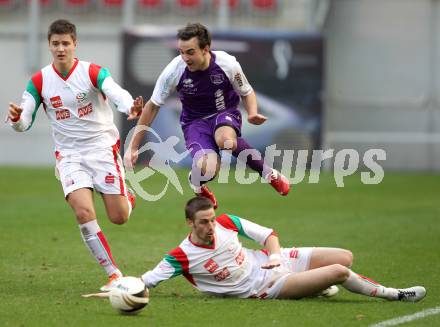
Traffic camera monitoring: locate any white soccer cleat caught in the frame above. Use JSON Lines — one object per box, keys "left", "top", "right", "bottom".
{"left": 318, "top": 285, "right": 339, "bottom": 298}
{"left": 100, "top": 273, "right": 122, "bottom": 292}
{"left": 397, "top": 286, "right": 426, "bottom": 302}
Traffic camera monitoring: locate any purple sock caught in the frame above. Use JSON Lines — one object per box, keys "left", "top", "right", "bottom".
{"left": 232, "top": 138, "right": 269, "bottom": 177}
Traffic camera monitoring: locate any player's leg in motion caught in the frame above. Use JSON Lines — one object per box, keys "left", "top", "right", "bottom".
{"left": 214, "top": 125, "right": 290, "bottom": 196}
{"left": 189, "top": 151, "right": 220, "bottom": 209}
{"left": 67, "top": 188, "right": 123, "bottom": 290}
{"left": 185, "top": 120, "right": 221, "bottom": 208}
{"left": 278, "top": 248, "right": 426, "bottom": 301}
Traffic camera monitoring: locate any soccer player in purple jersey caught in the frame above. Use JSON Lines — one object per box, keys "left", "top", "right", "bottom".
{"left": 127, "top": 23, "right": 290, "bottom": 208}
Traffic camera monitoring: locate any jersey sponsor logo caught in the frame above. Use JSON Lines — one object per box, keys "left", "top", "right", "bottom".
{"left": 182, "top": 78, "right": 196, "bottom": 94}
{"left": 105, "top": 173, "right": 115, "bottom": 184}
{"left": 50, "top": 96, "right": 63, "bottom": 108}
{"left": 78, "top": 103, "right": 93, "bottom": 118}
{"left": 210, "top": 74, "right": 224, "bottom": 85}
{"left": 183, "top": 78, "right": 193, "bottom": 86}
{"left": 235, "top": 250, "right": 245, "bottom": 265}
{"left": 55, "top": 109, "right": 71, "bottom": 120}
{"left": 76, "top": 92, "right": 88, "bottom": 104}
{"left": 234, "top": 73, "right": 243, "bottom": 87}
{"left": 203, "top": 259, "right": 219, "bottom": 273}
{"left": 215, "top": 89, "right": 226, "bottom": 110}
{"left": 214, "top": 267, "right": 231, "bottom": 281}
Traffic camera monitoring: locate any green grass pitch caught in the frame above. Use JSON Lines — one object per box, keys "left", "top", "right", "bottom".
{"left": 0, "top": 167, "right": 439, "bottom": 327}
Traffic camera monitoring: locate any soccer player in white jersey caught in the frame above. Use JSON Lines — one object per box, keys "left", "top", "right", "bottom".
{"left": 127, "top": 23, "right": 290, "bottom": 209}
{"left": 7, "top": 19, "right": 143, "bottom": 291}
{"left": 140, "top": 197, "right": 426, "bottom": 302}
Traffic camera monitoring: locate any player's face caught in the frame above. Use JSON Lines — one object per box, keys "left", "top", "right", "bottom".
{"left": 49, "top": 34, "right": 77, "bottom": 68}
{"left": 178, "top": 37, "right": 210, "bottom": 72}
{"left": 188, "top": 208, "right": 216, "bottom": 245}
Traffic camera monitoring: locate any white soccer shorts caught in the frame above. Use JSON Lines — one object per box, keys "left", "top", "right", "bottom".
{"left": 250, "top": 247, "right": 314, "bottom": 299}
{"left": 55, "top": 144, "right": 127, "bottom": 197}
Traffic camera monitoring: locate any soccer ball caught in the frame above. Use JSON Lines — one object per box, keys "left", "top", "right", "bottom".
{"left": 109, "top": 276, "right": 149, "bottom": 314}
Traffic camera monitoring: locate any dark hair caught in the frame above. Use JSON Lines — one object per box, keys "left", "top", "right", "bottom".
{"left": 48, "top": 19, "right": 77, "bottom": 42}
{"left": 185, "top": 197, "right": 214, "bottom": 220}
{"left": 177, "top": 23, "right": 211, "bottom": 49}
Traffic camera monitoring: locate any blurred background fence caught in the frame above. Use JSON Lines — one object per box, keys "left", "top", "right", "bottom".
{"left": 1, "top": 0, "right": 440, "bottom": 171}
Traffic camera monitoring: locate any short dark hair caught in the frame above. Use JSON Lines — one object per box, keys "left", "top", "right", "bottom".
{"left": 48, "top": 19, "right": 77, "bottom": 42}
{"left": 177, "top": 23, "right": 211, "bottom": 49}
{"left": 185, "top": 197, "right": 214, "bottom": 220}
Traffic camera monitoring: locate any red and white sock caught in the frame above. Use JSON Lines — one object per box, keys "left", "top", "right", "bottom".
{"left": 342, "top": 270, "right": 398, "bottom": 300}
{"left": 79, "top": 220, "right": 122, "bottom": 277}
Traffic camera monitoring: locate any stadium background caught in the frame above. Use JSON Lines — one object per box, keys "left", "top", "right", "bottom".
{"left": 0, "top": 1, "right": 439, "bottom": 327}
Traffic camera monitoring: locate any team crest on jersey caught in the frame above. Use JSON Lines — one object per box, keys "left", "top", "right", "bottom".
{"left": 50, "top": 96, "right": 63, "bottom": 108}
{"left": 76, "top": 92, "right": 88, "bottom": 104}
{"left": 210, "top": 74, "right": 224, "bottom": 85}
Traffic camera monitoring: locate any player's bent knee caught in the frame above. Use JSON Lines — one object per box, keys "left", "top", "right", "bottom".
{"left": 109, "top": 215, "right": 128, "bottom": 225}
{"left": 331, "top": 264, "right": 350, "bottom": 282}
{"left": 218, "top": 137, "right": 237, "bottom": 151}
{"left": 108, "top": 211, "right": 129, "bottom": 225}
{"left": 75, "top": 207, "right": 95, "bottom": 221}
{"left": 342, "top": 250, "right": 353, "bottom": 267}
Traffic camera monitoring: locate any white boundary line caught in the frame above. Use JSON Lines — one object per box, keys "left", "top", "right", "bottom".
{"left": 369, "top": 306, "right": 440, "bottom": 327}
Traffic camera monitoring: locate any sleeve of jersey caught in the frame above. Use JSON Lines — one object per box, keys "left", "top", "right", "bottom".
{"left": 100, "top": 75, "right": 134, "bottom": 115}
{"left": 230, "top": 60, "right": 253, "bottom": 97}
{"left": 89, "top": 64, "right": 133, "bottom": 115}
{"left": 11, "top": 79, "right": 41, "bottom": 132}
{"left": 150, "top": 58, "right": 182, "bottom": 107}
{"left": 216, "top": 214, "right": 274, "bottom": 245}
{"left": 140, "top": 254, "right": 183, "bottom": 289}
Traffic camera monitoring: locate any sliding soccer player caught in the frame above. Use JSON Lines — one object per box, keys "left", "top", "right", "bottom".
{"left": 141, "top": 197, "right": 426, "bottom": 302}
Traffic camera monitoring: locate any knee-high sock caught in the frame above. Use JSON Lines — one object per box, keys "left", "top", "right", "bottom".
{"left": 342, "top": 270, "right": 398, "bottom": 300}
{"left": 232, "top": 138, "right": 272, "bottom": 178}
{"left": 79, "top": 220, "right": 122, "bottom": 277}
{"left": 189, "top": 170, "right": 216, "bottom": 193}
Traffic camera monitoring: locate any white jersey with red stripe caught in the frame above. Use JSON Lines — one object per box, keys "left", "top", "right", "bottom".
{"left": 141, "top": 214, "right": 279, "bottom": 298}
{"left": 10, "top": 59, "right": 134, "bottom": 155}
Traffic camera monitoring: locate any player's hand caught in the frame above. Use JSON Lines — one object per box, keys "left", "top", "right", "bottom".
{"left": 261, "top": 258, "right": 281, "bottom": 269}
{"left": 261, "top": 253, "right": 282, "bottom": 269}
{"left": 124, "top": 146, "right": 139, "bottom": 170}
{"left": 127, "top": 96, "right": 144, "bottom": 121}
{"left": 7, "top": 102, "right": 23, "bottom": 122}
{"left": 247, "top": 113, "right": 267, "bottom": 125}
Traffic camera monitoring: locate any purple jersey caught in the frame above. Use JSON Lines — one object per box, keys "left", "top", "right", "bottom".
{"left": 151, "top": 51, "right": 253, "bottom": 125}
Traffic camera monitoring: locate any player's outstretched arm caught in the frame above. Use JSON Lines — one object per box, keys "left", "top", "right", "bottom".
{"left": 125, "top": 100, "right": 160, "bottom": 167}
{"left": 261, "top": 234, "right": 282, "bottom": 269}
{"left": 242, "top": 91, "right": 267, "bottom": 125}
{"left": 8, "top": 97, "right": 37, "bottom": 132}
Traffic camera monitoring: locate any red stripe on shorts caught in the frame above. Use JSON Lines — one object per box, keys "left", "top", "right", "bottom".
{"left": 111, "top": 140, "right": 125, "bottom": 195}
